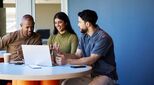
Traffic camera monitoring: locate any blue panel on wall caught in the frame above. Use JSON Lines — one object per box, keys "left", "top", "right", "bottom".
{"left": 68, "top": 0, "right": 154, "bottom": 85}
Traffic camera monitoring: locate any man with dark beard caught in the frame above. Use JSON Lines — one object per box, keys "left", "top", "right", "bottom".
{"left": 55, "top": 9, "right": 118, "bottom": 85}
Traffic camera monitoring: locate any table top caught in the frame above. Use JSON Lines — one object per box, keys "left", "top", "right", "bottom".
{"left": 0, "top": 63, "right": 92, "bottom": 80}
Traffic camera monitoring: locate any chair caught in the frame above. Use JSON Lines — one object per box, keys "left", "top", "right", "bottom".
{"left": 61, "top": 79, "right": 68, "bottom": 85}
{"left": 36, "top": 29, "right": 50, "bottom": 44}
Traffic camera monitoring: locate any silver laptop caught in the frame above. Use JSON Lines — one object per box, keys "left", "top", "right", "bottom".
{"left": 22, "top": 45, "right": 52, "bottom": 67}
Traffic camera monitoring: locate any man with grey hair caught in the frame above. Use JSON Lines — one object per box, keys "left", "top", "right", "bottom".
{"left": 0, "top": 14, "right": 42, "bottom": 62}
{"left": 0, "top": 14, "right": 42, "bottom": 85}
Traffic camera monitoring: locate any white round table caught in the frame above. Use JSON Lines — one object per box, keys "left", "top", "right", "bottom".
{"left": 0, "top": 63, "right": 92, "bottom": 80}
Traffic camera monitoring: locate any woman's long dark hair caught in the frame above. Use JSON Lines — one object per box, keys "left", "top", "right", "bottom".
{"left": 53, "top": 12, "right": 76, "bottom": 35}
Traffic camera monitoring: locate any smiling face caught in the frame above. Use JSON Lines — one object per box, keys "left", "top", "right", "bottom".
{"left": 54, "top": 18, "right": 67, "bottom": 34}
{"left": 21, "top": 19, "right": 34, "bottom": 37}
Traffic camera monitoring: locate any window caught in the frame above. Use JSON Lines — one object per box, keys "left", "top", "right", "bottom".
{"left": 6, "top": 8, "right": 16, "bottom": 33}
{"left": 3, "top": 0, "right": 16, "bottom": 33}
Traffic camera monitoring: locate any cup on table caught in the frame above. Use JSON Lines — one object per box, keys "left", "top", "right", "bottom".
{"left": 3, "top": 53, "right": 11, "bottom": 63}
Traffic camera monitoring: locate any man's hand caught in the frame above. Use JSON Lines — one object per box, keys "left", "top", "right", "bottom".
{"left": 56, "top": 53, "right": 67, "bottom": 65}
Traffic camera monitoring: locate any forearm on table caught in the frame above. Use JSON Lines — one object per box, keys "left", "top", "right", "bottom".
{"left": 67, "top": 58, "right": 82, "bottom": 65}
{"left": 64, "top": 53, "right": 80, "bottom": 59}
{"left": 67, "top": 57, "right": 88, "bottom": 65}
{"left": 67, "top": 55, "right": 99, "bottom": 65}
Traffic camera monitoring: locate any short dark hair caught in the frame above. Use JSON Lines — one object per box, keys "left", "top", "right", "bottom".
{"left": 78, "top": 9, "right": 98, "bottom": 26}
{"left": 21, "top": 14, "right": 35, "bottom": 25}
{"left": 53, "top": 12, "right": 76, "bottom": 35}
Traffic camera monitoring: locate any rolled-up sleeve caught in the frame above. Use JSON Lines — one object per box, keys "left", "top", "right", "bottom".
{"left": 91, "top": 38, "right": 112, "bottom": 57}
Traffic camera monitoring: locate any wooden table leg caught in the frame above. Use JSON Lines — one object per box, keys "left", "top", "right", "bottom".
{"left": 12, "top": 80, "right": 17, "bottom": 85}
{"left": 12, "top": 80, "right": 60, "bottom": 85}
{"left": 12, "top": 80, "right": 40, "bottom": 85}
{"left": 40, "top": 80, "right": 60, "bottom": 85}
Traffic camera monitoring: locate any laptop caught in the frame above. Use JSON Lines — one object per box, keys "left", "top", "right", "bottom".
{"left": 22, "top": 45, "right": 52, "bottom": 67}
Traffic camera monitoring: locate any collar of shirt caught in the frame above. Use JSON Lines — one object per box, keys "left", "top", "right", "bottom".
{"left": 57, "top": 31, "right": 70, "bottom": 38}
{"left": 85, "top": 27, "right": 100, "bottom": 38}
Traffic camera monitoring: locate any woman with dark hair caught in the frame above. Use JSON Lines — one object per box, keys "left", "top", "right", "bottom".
{"left": 48, "top": 12, "right": 78, "bottom": 54}
{"left": 40, "top": 12, "right": 78, "bottom": 85}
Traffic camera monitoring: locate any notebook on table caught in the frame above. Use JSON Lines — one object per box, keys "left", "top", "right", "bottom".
{"left": 22, "top": 45, "right": 52, "bottom": 67}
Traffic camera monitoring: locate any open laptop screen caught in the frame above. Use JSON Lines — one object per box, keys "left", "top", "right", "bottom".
{"left": 22, "top": 45, "right": 52, "bottom": 66}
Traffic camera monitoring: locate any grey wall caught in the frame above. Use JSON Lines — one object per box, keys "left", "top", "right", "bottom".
{"left": 68, "top": 0, "right": 154, "bottom": 85}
